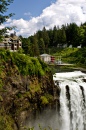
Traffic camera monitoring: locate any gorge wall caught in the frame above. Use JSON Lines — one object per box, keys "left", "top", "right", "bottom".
{"left": 0, "top": 60, "right": 60, "bottom": 130}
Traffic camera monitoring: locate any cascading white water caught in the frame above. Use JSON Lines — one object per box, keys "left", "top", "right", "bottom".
{"left": 53, "top": 71, "right": 86, "bottom": 130}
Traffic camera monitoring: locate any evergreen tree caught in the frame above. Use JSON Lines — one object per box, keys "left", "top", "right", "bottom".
{"left": 22, "top": 38, "right": 31, "bottom": 55}
{"left": 42, "top": 27, "right": 50, "bottom": 49}
{"left": 0, "top": 0, "right": 14, "bottom": 41}
{"left": 30, "top": 35, "right": 40, "bottom": 56}
{"left": 77, "top": 26, "right": 85, "bottom": 46}
{"left": 36, "top": 30, "right": 43, "bottom": 39}
{"left": 52, "top": 26, "right": 58, "bottom": 46}
{"left": 38, "top": 38, "right": 45, "bottom": 54}
{"left": 82, "top": 26, "right": 86, "bottom": 47}
{"left": 60, "top": 28, "right": 67, "bottom": 45}
{"left": 66, "top": 23, "right": 79, "bottom": 47}
{"left": 56, "top": 28, "right": 66, "bottom": 47}
{"left": 47, "top": 29, "right": 53, "bottom": 47}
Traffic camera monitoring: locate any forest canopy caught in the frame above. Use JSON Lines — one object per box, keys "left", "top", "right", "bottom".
{"left": 21, "top": 22, "right": 86, "bottom": 56}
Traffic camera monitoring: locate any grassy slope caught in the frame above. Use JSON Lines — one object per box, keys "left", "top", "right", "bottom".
{"left": 53, "top": 47, "right": 86, "bottom": 68}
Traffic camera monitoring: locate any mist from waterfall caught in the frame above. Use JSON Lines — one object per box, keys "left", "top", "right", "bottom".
{"left": 53, "top": 71, "right": 86, "bottom": 130}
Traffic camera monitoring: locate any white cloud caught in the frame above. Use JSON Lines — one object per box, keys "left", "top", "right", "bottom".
{"left": 3, "top": 0, "right": 86, "bottom": 37}
{"left": 24, "top": 12, "right": 31, "bottom": 16}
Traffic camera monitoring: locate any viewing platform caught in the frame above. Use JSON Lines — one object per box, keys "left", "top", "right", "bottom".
{"left": 49, "top": 62, "right": 74, "bottom": 66}
{"left": 56, "top": 63, "right": 74, "bottom": 66}
{"left": 54, "top": 56, "right": 74, "bottom": 66}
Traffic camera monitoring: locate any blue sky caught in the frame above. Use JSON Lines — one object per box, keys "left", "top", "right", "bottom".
{"left": 7, "top": 0, "right": 55, "bottom": 20}
{"left": 1, "top": 0, "right": 86, "bottom": 37}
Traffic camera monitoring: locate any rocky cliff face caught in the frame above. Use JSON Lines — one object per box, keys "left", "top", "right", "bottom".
{"left": 0, "top": 60, "right": 60, "bottom": 130}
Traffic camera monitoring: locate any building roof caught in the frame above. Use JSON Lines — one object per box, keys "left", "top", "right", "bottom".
{"left": 10, "top": 35, "right": 20, "bottom": 40}
{"left": 0, "top": 33, "right": 21, "bottom": 45}
{"left": 40, "top": 54, "right": 51, "bottom": 57}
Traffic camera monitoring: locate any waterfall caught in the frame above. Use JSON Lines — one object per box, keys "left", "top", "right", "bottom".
{"left": 53, "top": 71, "right": 86, "bottom": 130}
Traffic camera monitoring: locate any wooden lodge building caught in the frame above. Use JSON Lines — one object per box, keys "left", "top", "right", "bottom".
{"left": 0, "top": 32, "right": 22, "bottom": 52}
